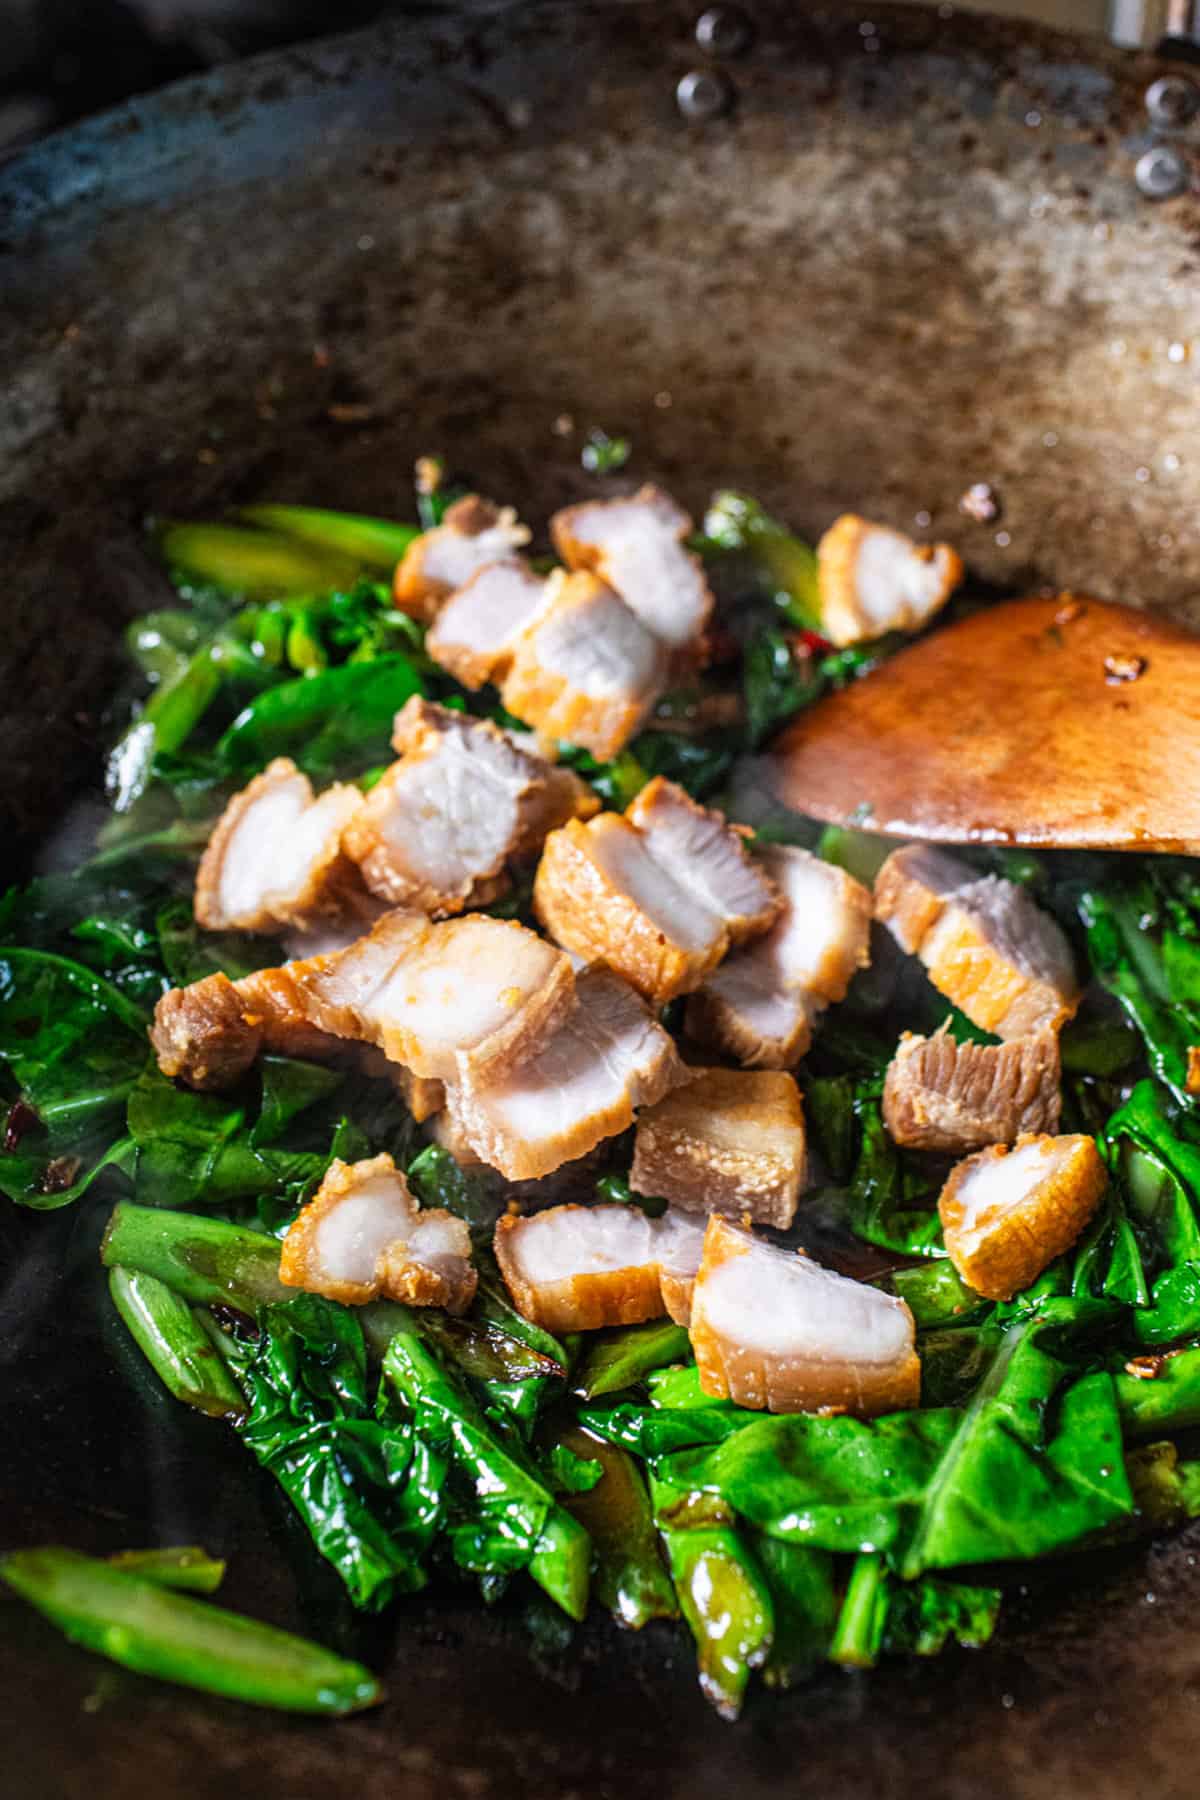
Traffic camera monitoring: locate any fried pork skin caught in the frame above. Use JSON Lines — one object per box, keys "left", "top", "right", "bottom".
{"left": 341, "top": 698, "right": 597, "bottom": 914}
{"left": 493, "top": 1203, "right": 706, "bottom": 1334}
{"left": 500, "top": 570, "right": 667, "bottom": 760}
{"left": 550, "top": 485, "right": 714, "bottom": 657}
{"left": 193, "top": 758, "right": 364, "bottom": 934}
{"left": 687, "top": 845, "right": 872, "bottom": 1068}
{"left": 392, "top": 496, "right": 530, "bottom": 622}
{"left": 631, "top": 1068, "right": 807, "bottom": 1230}
{"left": 816, "top": 514, "right": 964, "bottom": 649}
{"left": 534, "top": 780, "right": 781, "bottom": 1005}
{"left": 291, "top": 909, "right": 576, "bottom": 1083}
{"left": 425, "top": 560, "right": 548, "bottom": 691}
{"left": 280, "top": 1154, "right": 476, "bottom": 1312}
{"left": 689, "top": 1216, "right": 921, "bottom": 1416}
{"left": 446, "top": 968, "right": 686, "bottom": 1180}
{"left": 874, "top": 845, "right": 1079, "bottom": 1039}
{"left": 938, "top": 1133, "right": 1106, "bottom": 1301}
{"left": 883, "top": 1027, "right": 1062, "bottom": 1154}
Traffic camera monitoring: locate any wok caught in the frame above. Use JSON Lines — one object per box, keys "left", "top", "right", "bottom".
{"left": 3, "top": 3, "right": 1200, "bottom": 1794}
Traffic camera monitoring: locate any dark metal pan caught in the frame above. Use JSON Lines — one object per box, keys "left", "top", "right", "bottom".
{"left": 3, "top": 5, "right": 1200, "bottom": 1794}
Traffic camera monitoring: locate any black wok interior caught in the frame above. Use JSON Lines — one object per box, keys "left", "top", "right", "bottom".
{"left": 3, "top": 4, "right": 1200, "bottom": 1794}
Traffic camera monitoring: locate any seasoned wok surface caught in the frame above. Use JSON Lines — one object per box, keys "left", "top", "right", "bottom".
{"left": 4, "top": 3, "right": 1200, "bottom": 1795}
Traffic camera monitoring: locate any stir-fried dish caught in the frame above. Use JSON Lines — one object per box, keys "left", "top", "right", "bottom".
{"left": 5, "top": 469, "right": 1200, "bottom": 1720}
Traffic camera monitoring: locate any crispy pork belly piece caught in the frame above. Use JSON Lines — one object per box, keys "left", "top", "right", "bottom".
{"left": 938, "top": 1133, "right": 1106, "bottom": 1301}
{"left": 341, "top": 698, "right": 596, "bottom": 915}
{"left": 631, "top": 1068, "right": 807, "bottom": 1230}
{"left": 883, "top": 1027, "right": 1061, "bottom": 1154}
{"left": 500, "top": 571, "right": 667, "bottom": 760}
{"left": 550, "top": 485, "right": 713, "bottom": 656}
{"left": 689, "top": 1216, "right": 920, "bottom": 1416}
{"left": 392, "top": 496, "right": 531, "bottom": 622}
{"left": 279, "top": 1154, "right": 476, "bottom": 1313}
{"left": 150, "top": 964, "right": 346, "bottom": 1091}
{"left": 150, "top": 972, "right": 265, "bottom": 1090}
{"left": 534, "top": 780, "right": 780, "bottom": 1005}
{"left": 874, "top": 846, "right": 1079, "bottom": 1039}
{"left": 816, "top": 514, "right": 964, "bottom": 649}
{"left": 292, "top": 910, "right": 576, "bottom": 1084}
{"left": 493, "top": 1202, "right": 706, "bottom": 1333}
{"left": 446, "top": 968, "right": 686, "bottom": 1180}
{"left": 193, "top": 758, "right": 364, "bottom": 935}
{"left": 686, "top": 845, "right": 872, "bottom": 1068}
{"left": 425, "top": 560, "right": 548, "bottom": 690}
{"left": 626, "top": 779, "right": 781, "bottom": 948}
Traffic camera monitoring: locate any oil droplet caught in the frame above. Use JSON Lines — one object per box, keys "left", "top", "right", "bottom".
{"left": 1135, "top": 466, "right": 1151, "bottom": 483}
{"left": 1043, "top": 431, "right": 1058, "bottom": 448}
{"left": 995, "top": 529, "right": 1012, "bottom": 547}
{"left": 1163, "top": 452, "right": 1181, "bottom": 472}
{"left": 653, "top": 391, "right": 673, "bottom": 409}
{"left": 1025, "top": 109, "right": 1042, "bottom": 127}
{"left": 1001, "top": 1693, "right": 1015, "bottom": 1709}
{"left": 356, "top": 234, "right": 375, "bottom": 252}
{"left": 1167, "top": 341, "right": 1189, "bottom": 364}
{"left": 1110, "top": 339, "right": 1127, "bottom": 358}
{"left": 914, "top": 509, "right": 932, "bottom": 529}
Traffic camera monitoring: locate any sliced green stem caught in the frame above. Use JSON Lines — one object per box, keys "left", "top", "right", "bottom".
{"left": 237, "top": 505, "right": 419, "bottom": 570}
{"left": 829, "top": 1552, "right": 889, "bottom": 1669}
{"left": 107, "top": 1547, "right": 226, "bottom": 1594}
{"left": 101, "top": 1203, "right": 290, "bottom": 1315}
{"left": 0, "top": 1548, "right": 380, "bottom": 1714}
{"left": 110, "top": 1266, "right": 246, "bottom": 1418}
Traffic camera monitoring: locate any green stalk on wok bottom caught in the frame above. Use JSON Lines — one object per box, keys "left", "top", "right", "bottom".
{"left": 0, "top": 1548, "right": 380, "bottom": 1715}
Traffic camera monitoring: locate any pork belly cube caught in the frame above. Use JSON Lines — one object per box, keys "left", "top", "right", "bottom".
{"left": 493, "top": 1202, "right": 706, "bottom": 1333}
{"left": 550, "top": 485, "right": 714, "bottom": 656}
{"left": 686, "top": 845, "right": 872, "bottom": 1068}
{"left": 445, "top": 967, "right": 685, "bottom": 1180}
{"left": 341, "top": 698, "right": 595, "bottom": 915}
{"left": 938, "top": 1133, "right": 1106, "bottom": 1301}
{"left": 193, "top": 758, "right": 364, "bottom": 934}
{"left": 534, "top": 782, "right": 780, "bottom": 1006}
{"left": 150, "top": 963, "right": 350, "bottom": 1091}
{"left": 425, "top": 560, "right": 548, "bottom": 690}
{"left": 500, "top": 571, "right": 667, "bottom": 760}
{"left": 883, "top": 1027, "right": 1061, "bottom": 1154}
{"left": 631, "top": 1068, "right": 807, "bottom": 1230}
{"left": 392, "top": 495, "right": 530, "bottom": 622}
{"left": 627, "top": 778, "right": 781, "bottom": 948}
{"left": 151, "top": 972, "right": 265, "bottom": 1090}
{"left": 816, "top": 514, "right": 964, "bottom": 648}
{"left": 293, "top": 910, "right": 577, "bottom": 1084}
{"left": 874, "top": 846, "right": 1079, "bottom": 1039}
{"left": 280, "top": 1153, "right": 476, "bottom": 1312}
{"left": 689, "top": 1215, "right": 920, "bottom": 1416}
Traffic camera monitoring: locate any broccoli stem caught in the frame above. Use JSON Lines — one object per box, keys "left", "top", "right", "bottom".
{"left": 109, "top": 1266, "right": 246, "bottom": 1418}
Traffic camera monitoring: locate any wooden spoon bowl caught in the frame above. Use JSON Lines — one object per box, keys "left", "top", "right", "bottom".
{"left": 769, "top": 596, "right": 1200, "bottom": 853}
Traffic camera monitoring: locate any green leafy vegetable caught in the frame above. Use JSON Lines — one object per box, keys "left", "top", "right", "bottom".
{"left": 573, "top": 1322, "right": 692, "bottom": 1400}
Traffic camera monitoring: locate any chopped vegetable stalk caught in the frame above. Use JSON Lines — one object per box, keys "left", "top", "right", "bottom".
{"left": 829, "top": 1551, "right": 889, "bottom": 1668}
{"left": 650, "top": 1474, "right": 773, "bottom": 1719}
{"left": 156, "top": 521, "right": 363, "bottom": 598}
{"left": 572, "top": 1321, "right": 692, "bottom": 1400}
{"left": 101, "top": 1203, "right": 291, "bottom": 1314}
{"left": 1116, "top": 1344, "right": 1200, "bottom": 1440}
{"left": 237, "top": 505, "right": 420, "bottom": 570}
{"left": 703, "top": 491, "right": 822, "bottom": 628}
{"left": 557, "top": 1426, "right": 677, "bottom": 1629}
{"left": 107, "top": 1546, "right": 227, "bottom": 1594}
{"left": 0, "top": 1547, "right": 380, "bottom": 1714}
{"left": 109, "top": 1266, "right": 245, "bottom": 1418}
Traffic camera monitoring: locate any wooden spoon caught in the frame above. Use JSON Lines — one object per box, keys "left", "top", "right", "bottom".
{"left": 768, "top": 595, "right": 1200, "bottom": 853}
